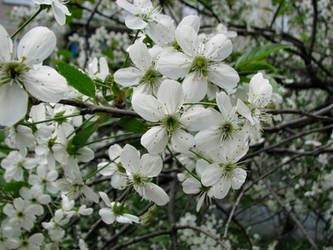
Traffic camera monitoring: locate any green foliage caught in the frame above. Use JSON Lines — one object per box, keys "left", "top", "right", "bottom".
{"left": 236, "top": 44, "right": 289, "bottom": 69}
{"left": 57, "top": 49, "right": 73, "bottom": 60}
{"left": 58, "top": 62, "right": 96, "bottom": 97}
{"left": 239, "top": 60, "right": 276, "bottom": 74}
{"left": 118, "top": 117, "right": 147, "bottom": 134}
{"left": 1, "top": 180, "right": 27, "bottom": 197}
{"left": 102, "top": 50, "right": 115, "bottom": 60}
{"left": 72, "top": 121, "right": 100, "bottom": 148}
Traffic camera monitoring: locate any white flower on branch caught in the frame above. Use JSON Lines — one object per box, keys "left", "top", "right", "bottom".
{"left": 132, "top": 79, "right": 195, "bottom": 154}
{"left": 157, "top": 15, "right": 239, "bottom": 101}
{"left": 99, "top": 192, "right": 139, "bottom": 224}
{"left": 0, "top": 25, "right": 68, "bottom": 126}
{"left": 97, "top": 144, "right": 128, "bottom": 190}
{"left": 114, "top": 40, "right": 162, "bottom": 95}
{"left": 120, "top": 144, "right": 169, "bottom": 206}
{"left": 33, "top": 0, "right": 71, "bottom": 25}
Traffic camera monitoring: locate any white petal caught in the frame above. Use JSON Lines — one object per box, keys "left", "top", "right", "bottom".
{"left": 13, "top": 197, "right": 25, "bottom": 210}
{"left": 128, "top": 41, "right": 152, "bottom": 71}
{"left": 212, "top": 177, "right": 231, "bottom": 199}
{"left": 157, "top": 80, "right": 184, "bottom": 114}
{"left": 178, "top": 15, "right": 201, "bottom": 33}
{"left": 208, "top": 63, "right": 239, "bottom": 91}
{"left": 0, "top": 24, "right": 12, "bottom": 62}
{"left": 21, "top": 65, "right": 67, "bottom": 103}
{"left": 97, "top": 57, "right": 109, "bottom": 80}
{"left": 249, "top": 72, "right": 272, "bottom": 108}
{"left": 231, "top": 168, "right": 247, "bottom": 190}
{"left": 118, "top": 213, "right": 139, "bottom": 224}
{"left": 116, "top": 0, "right": 138, "bottom": 14}
{"left": 182, "top": 177, "right": 201, "bottom": 194}
{"left": 141, "top": 126, "right": 168, "bottom": 154}
{"left": 77, "top": 147, "right": 94, "bottom": 162}
{"left": 140, "top": 154, "right": 162, "bottom": 177}
{"left": 182, "top": 72, "right": 207, "bottom": 102}
{"left": 236, "top": 99, "right": 254, "bottom": 125}
{"left": 120, "top": 144, "right": 140, "bottom": 173}
{"left": 145, "top": 19, "right": 175, "bottom": 45}
{"left": 201, "top": 164, "right": 222, "bottom": 186}
{"left": 111, "top": 174, "right": 128, "bottom": 190}
{"left": 180, "top": 106, "right": 217, "bottom": 131}
{"left": 29, "top": 233, "right": 44, "bottom": 246}
{"left": 97, "top": 162, "right": 116, "bottom": 176}
{"left": 125, "top": 14, "right": 147, "bottom": 29}
{"left": 52, "top": 144, "right": 68, "bottom": 165}
{"left": 17, "top": 26, "right": 56, "bottom": 65}
{"left": 0, "top": 83, "right": 28, "bottom": 127}
{"left": 114, "top": 67, "right": 144, "bottom": 87}
{"left": 99, "top": 191, "right": 112, "bottom": 207}
{"left": 108, "top": 144, "right": 122, "bottom": 161}
{"left": 143, "top": 183, "right": 169, "bottom": 206}
{"left": 156, "top": 51, "right": 192, "bottom": 79}
{"left": 132, "top": 94, "right": 164, "bottom": 122}
{"left": 170, "top": 128, "right": 194, "bottom": 153}
{"left": 52, "top": 1, "right": 68, "bottom": 25}
{"left": 195, "top": 128, "right": 220, "bottom": 153}
{"left": 3, "top": 204, "right": 15, "bottom": 217}
{"left": 216, "top": 91, "right": 233, "bottom": 118}
{"left": 204, "top": 34, "right": 232, "bottom": 61}
{"left": 88, "top": 57, "right": 98, "bottom": 77}
{"left": 99, "top": 208, "right": 115, "bottom": 224}
{"left": 82, "top": 186, "right": 99, "bottom": 203}
{"left": 175, "top": 25, "right": 198, "bottom": 56}
{"left": 196, "top": 193, "right": 205, "bottom": 212}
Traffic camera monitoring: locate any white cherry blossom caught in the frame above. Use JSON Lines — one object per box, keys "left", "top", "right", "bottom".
{"left": 114, "top": 40, "right": 162, "bottom": 95}
{"left": 99, "top": 192, "right": 139, "bottom": 224}
{"left": 33, "top": 0, "right": 71, "bottom": 25}
{"left": 120, "top": 144, "right": 169, "bottom": 206}
{"left": 132, "top": 79, "right": 195, "bottom": 153}
{"left": 97, "top": 144, "right": 128, "bottom": 190}
{"left": 0, "top": 25, "right": 67, "bottom": 126}
{"left": 195, "top": 92, "right": 247, "bottom": 154}
{"left": 87, "top": 57, "right": 109, "bottom": 81}
{"left": 157, "top": 15, "right": 239, "bottom": 101}
{"left": 201, "top": 139, "right": 248, "bottom": 199}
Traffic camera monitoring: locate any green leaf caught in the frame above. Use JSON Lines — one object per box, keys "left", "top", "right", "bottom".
{"left": 72, "top": 121, "right": 99, "bottom": 148}
{"left": 58, "top": 62, "right": 95, "bottom": 97}
{"left": 3, "top": 181, "right": 27, "bottom": 197}
{"left": 57, "top": 49, "right": 73, "bottom": 60}
{"left": 0, "top": 133, "right": 5, "bottom": 143}
{"left": 0, "top": 144, "right": 11, "bottom": 154}
{"left": 236, "top": 44, "right": 289, "bottom": 69}
{"left": 102, "top": 50, "right": 115, "bottom": 60}
{"left": 118, "top": 117, "right": 147, "bottom": 133}
{"left": 239, "top": 60, "right": 276, "bottom": 74}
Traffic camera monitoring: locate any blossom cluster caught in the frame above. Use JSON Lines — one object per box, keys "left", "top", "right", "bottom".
{"left": 0, "top": 0, "right": 278, "bottom": 248}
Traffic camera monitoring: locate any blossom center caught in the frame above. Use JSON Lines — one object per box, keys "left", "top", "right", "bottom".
{"left": 163, "top": 115, "right": 180, "bottom": 134}
{"left": 141, "top": 69, "right": 161, "bottom": 86}
{"left": 0, "top": 62, "right": 28, "bottom": 86}
{"left": 112, "top": 202, "right": 125, "bottom": 215}
{"left": 190, "top": 57, "right": 208, "bottom": 76}
{"left": 219, "top": 122, "right": 233, "bottom": 141}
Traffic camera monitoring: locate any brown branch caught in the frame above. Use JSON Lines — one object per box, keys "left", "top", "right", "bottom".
{"left": 59, "top": 99, "right": 139, "bottom": 118}
{"left": 223, "top": 187, "right": 246, "bottom": 240}
{"left": 245, "top": 123, "right": 333, "bottom": 160}
{"left": 168, "top": 172, "right": 179, "bottom": 250}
